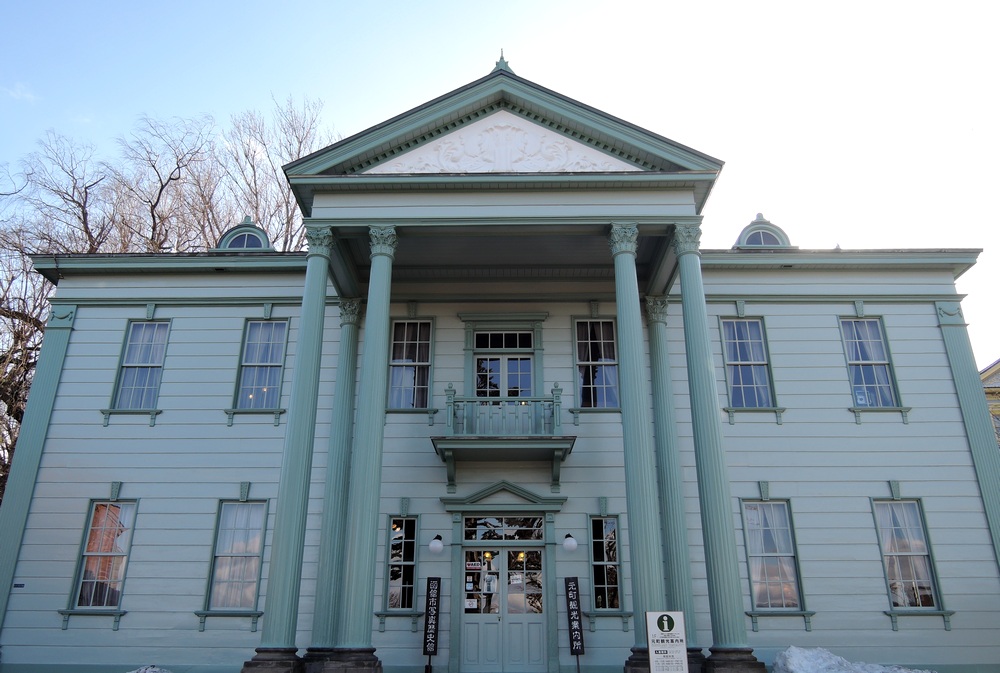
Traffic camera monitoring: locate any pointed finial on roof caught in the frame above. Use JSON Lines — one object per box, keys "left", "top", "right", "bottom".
{"left": 493, "top": 49, "right": 514, "bottom": 74}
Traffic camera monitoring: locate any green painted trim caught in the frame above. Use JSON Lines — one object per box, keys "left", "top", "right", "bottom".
{"left": 700, "top": 248, "right": 980, "bottom": 279}
{"left": 936, "top": 300, "right": 1000, "bottom": 570}
{"left": 31, "top": 252, "right": 307, "bottom": 283}
{"left": 284, "top": 69, "right": 722, "bottom": 177}
{"left": 701, "top": 294, "right": 972, "bottom": 304}
{"left": 441, "top": 480, "right": 567, "bottom": 511}
{"left": 0, "top": 306, "right": 76, "bottom": 632}
{"left": 288, "top": 171, "right": 718, "bottom": 189}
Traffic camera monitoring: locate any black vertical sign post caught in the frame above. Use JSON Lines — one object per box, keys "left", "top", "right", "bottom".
{"left": 423, "top": 577, "right": 441, "bottom": 673}
{"left": 565, "top": 577, "right": 585, "bottom": 673}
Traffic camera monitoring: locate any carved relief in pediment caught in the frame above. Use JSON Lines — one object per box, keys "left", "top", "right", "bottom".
{"left": 363, "top": 110, "right": 641, "bottom": 174}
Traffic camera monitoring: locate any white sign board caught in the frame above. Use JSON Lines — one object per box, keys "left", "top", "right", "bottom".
{"left": 646, "top": 612, "right": 688, "bottom": 673}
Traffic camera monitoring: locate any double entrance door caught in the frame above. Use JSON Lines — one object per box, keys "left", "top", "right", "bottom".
{"left": 462, "top": 547, "right": 545, "bottom": 672}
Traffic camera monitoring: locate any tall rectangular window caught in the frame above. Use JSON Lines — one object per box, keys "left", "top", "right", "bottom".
{"left": 742, "top": 501, "right": 802, "bottom": 609}
{"left": 236, "top": 320, "right": 288, "bottom": 409}
{"left": 841, "top": 318, "right": 898, "bottom": 407}
{"left": 590, "top": 516, "right": 620, "bottom": 609}
{"left": 722, "top": 319, "right": 774, "bottom": 408}
{"left": 575, "top": 320, "right": 619, "bottom": 408}
{"left": 113, "top": 321, "right": 169, "bottom": 409}
{"left": 75, "top": 501, "right": 137, "bottom": 608}
{"left": 389, "top": 320, "right": 431, "bottom": 408}
{"left": 387, "top": 516, "right": 417, "bottom": 609}
{"left": 208, "top": 501, "right": 267, "bottom": 610}
{"left": 873, "top": 500, "right": 939, "bottom": 608}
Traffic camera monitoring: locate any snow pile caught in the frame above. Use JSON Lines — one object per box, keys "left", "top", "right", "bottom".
{"left": 774, "top": 647, "right": 939, "bottom": 673}
{"left": 126, "top": 667, "right": 173, "bottom": 673}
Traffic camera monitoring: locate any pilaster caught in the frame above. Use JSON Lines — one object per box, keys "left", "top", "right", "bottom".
{"left": 673, "top": 222, "right": 764, "bottom": 672}
{"left": 308, "top": 299, "right": 361, "bottom": 656}
{"left": 245, "top": 227, "right": 333, "bottom": 672}
{"left": 0, "top": 305, "right": 76, "bottom": 633}
{"left": 936, "top": 301, "right": 1000, "bottom": 570}
{"left": 330, "top": 226, "right": 396, "bottom": 672}
{"left": 646, "top": 297, "right": 703, "bottom": 661}
{"left": 608, "top": 223, "right": 667, "bottom": 669}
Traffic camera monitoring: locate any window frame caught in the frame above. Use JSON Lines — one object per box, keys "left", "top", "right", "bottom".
{"left": 740, "top": 499, "right": 805, "bottom": 611}
{"left": 69, "top": 500, "right": 138, "bottom": 612}
{"left": 573, "top": 318, "right": 621, "bottom": 410}
{"left": 383, "top": 515, "right": 419, "bottom": 611}
{"left": 589, "top": 515, "right": 621, "bottom": 611}
{"left": 234, "top": 319, "right": 289, "bottom": 411}
{"left": 204, "top": 500, "right": 268, "bottom": 613}
{"left": 839, "top": 317, "right": 901, "bottom": 409}
{"left": 720, "top": 317, "right": 777, "bottom": 409}
{"left": 388, "top": 318, "right": 434, "bottom": 410}
{"left": 872, "top": 498, "right": 942, "bottom": 610}
{"left": 111, "top": 320, "right": 170, "bottom": 411}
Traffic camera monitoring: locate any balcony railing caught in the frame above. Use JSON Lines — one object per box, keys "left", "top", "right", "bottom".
{"left": 443, "top": 383, "right": 563, "bottom": 437}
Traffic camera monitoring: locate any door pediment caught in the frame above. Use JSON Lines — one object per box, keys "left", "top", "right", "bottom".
{"left": 441, "top": 480, "right": 567, "bottom": 512}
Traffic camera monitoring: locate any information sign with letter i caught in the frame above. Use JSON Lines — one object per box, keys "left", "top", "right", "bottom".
{"left": 645, "top": 611, "right": 688, "bottom": 673}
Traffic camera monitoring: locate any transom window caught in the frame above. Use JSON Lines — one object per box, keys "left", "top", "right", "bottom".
{"left": 113, "top": 321, "right": 169, "bottom": 409}
{"left": 75, "top": 501, "right": 137, "bottom": 609}
{"left": 387, "top": 517, "right": 417, "bottom": 609}
{"left": 841, "top": 318, "right": 898, "bottom": 407}
{"left": 590, "top": 516, "right": 620, "bottom": 610}
{"left": 742, "top": 501, "right": 802, "bottom": 609}
{"left": 873, "top": 500, "right": 939, "bottom": 608}
{"left": 236, "top": 320, "right": 288, "bottom": 409}
{"left": 389, "top": 320, "right": 432, "bottom": 408}
{"left": 722, "top": 318, "right": 774, "bottom": 408}
{"left": 575, "top": 320, "right": 620, "bottom": 408}
{"left": 474, "top": 330, "right": 533, "bottom": 399}
{"left": 463, "top": 516, "right": 543, "bottom": 540}
{"left": 208, "top": 501, "right": 267, "bottom": 610}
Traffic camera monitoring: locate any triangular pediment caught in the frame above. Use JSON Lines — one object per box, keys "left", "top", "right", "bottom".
{"left": 441, "top": 480, "right": 567, "bottom": 512}
{"left": 362, "top": 110, "right": 642, "bottom": 175}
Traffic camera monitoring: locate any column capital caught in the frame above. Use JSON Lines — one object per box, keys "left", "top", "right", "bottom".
{"left": 305, "top": 226, "right": 335, "bottom": 258}
{"left": 672, "top": 222, "right": 702, "bottom": 256}
{"left": 645, "top": 296, "right": 669, "bottom": 325}
{"left": 339, "top": 299, "right": 361, "bottom": 326}
{"left": 609, "top": 222, "right": 639, "bottom": 257}
{"left": 369, "top": 225, "right": 398, "bottom": 259}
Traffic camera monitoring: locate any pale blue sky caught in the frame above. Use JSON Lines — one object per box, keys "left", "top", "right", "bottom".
{"left": 3, "top": 1, "right": 999, "bottom": 366}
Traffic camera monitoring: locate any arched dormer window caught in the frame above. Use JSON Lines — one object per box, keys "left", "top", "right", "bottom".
{"left": 214, "top": 217, "right": 274, "bottom": 251}
{"left": 734, "top": 214, "right": 793, "bottom": 249}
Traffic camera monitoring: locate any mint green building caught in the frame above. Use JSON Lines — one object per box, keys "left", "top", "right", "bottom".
{"left": 1, "top": 61, "right": 999, "bottom": 673}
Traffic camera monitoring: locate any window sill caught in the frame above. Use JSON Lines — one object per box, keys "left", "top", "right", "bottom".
{"left": 224, "top": 408, "right": 286, "bottom": 427}
{"left": 58, "top": 608, "right": 126, "bottom": 630}
{"left": 386, "top": 408, "right": 439, "bottom": 426}
{"left": 884, "top": 609, "right": 954, "bottom": 631}
{"left": 374, "top": 610, "right": 424, "bottom": 632}
{"left": 848, "top": 406, "right": 911, "bottom": 425}
{"left": 581, "top": 610, "right": 632, "bottom": 632}
{"left": 194, "top": 610, "right": 263, "bottom": 632}
{"left": 723, "top": 407, "right": 786, "bottom": 425}
{"left": 568, "top": 407, "right": 621, "bottom": 426}
{"left": 100, "top": 409, "right": 161, "bottom": 427}
{"left": 746, "top": 610, "right": 815, "bottom": 632}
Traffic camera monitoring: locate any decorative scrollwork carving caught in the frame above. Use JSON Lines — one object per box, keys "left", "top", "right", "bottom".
{"left": 645, "top": 296, "right": 669, "bottom": 324}
{"left": 340, "top": 299, "right": 361, "bottom": 326}
{"left": 305, "top": 227, "right": 335, "bottom": 254}
{"left": 672, "top": 223, "right": 702, "bottom": 256}
{"left": 608, "top": 223, "right": 639, "bottom": 257}
{"left": 369, "top": 226, "right": 398, "bottom": 258}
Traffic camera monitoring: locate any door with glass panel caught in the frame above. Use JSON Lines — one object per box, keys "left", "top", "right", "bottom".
{"left": 462, "top": 516, "right": 546, "bottom": 672}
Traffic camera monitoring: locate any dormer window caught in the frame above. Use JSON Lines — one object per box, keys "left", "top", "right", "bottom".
{"left": 214, "top": 217, "right": 274, "bottom": 251}
{"left": 734, "top": 214, "right": 794, "bottom": 249}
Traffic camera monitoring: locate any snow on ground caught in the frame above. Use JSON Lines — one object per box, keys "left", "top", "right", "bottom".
{"left": 774, "top": 647, "right": 939, "bottom": 673}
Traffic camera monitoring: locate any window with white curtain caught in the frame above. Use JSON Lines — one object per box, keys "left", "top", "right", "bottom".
{"left": 575, "top": 320, "right": 619, "bottom": 408}
{"left": 208, "top": 501, "right": 267, "bottom": 610}
{"left": 113, "top": 321, "right": 169, "bottom": 409}
{"left": 389, "top": 320, "right": 432, "bottom": 408}
{"left": 873, "top": 500, "right": 939, "bottom": 608}
{"left": 742, "top": 500, "right": 802, "bottom": 609}
{"left": 722, "top": 318, "right": 774, "bottom": 408}
{"left": 841, "top": 318, "right": 898, "bottom": 407}
{"left": 236, "top": 320, "right": 288, "bottom": 409}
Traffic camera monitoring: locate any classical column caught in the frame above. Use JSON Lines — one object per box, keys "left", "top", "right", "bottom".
{"left": 330, "top": 226, "right": 397, "bottom": 672}
{"left": 673, "top": 222, "right": 764, "bottom": 672}
{"left": 936, "top": 301, "right": 1000, "bottom": 569}
{"left": 305, "top": 299, "right": 361, "bottom": 668}
{"left": 608, "top": 223, "right": 667, "bottom": 673}
{"left": 645, "top": 297, "right": 705, "bottom": 670}
{"left": 0, "top": 305, "right": 76, "bottom": 633}
{"left": 244, "top": 227, "right": 333, "bottom": 673}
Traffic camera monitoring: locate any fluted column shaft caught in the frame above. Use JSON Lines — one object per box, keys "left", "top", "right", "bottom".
{"left": 259, "top": 228, "right": 333, "bottom": 649}
{"left": 646, "top": 297, "right": 700, "bottom": 647}
{"left": 608, "top": 223, "right": 667, "bottom": 652}
{"left": 673, "top": 222, "right": 749, "bottom": 650}
{"left": 309, "top": 299, "right": 361, "bottom": 649}
{"left": 340, "top": 226, "right": 397, "bottom": 649}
